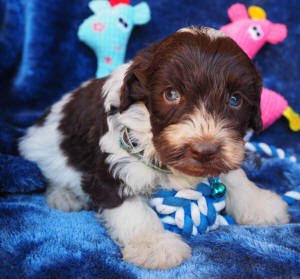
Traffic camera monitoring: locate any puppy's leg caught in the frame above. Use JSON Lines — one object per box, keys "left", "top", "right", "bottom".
{"left": 99, "top": 196, "right": 191, "bottom": 270}
{"left": 46, "top": 185, "right": 88, "bottom": 212}
{"left": 221, "top": 169, "right": 289, "bottom": 226}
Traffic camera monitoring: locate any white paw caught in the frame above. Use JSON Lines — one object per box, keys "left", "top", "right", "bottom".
{"left": 122, "top": 231, "right": 191, "bottom": 270}
{"left": 46, "top": 188, "right": 84, "bottom": 212}
{"left": 234, "top": 189, "right": 290, "bottom": 226}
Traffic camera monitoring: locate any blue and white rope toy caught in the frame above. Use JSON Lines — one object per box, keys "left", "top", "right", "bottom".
{"left": 245, "top": 141, "right": 296, "bottom": 162}
{"left": 282, "top": 187, "right": 300, "bottom": 205}
{"left": 150, "top": 178, "right": 235, "bottom": 236}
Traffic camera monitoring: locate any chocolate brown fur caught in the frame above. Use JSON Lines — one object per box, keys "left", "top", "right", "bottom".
{"left": 58, "top": 79, "right": 123, "bottom": 209}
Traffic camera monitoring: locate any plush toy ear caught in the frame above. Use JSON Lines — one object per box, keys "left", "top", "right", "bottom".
{"left": 266, "top": 23, "right": 287, "bottom": 44}
{"left": 133, "top": 2, "right": 151, "bottom": 25}
{"left": 88, "top": 0, "right": 110, "bottom": 14}
{"left": 227, "top": 3, "right": 249, "bottom": 22}
{"left": 119, "top": 46, "right": 155, "bottom": 113}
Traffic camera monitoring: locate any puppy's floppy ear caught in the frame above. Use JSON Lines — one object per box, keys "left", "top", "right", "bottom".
{"left": 250, "top": 80, "right": 263, "bottom": 133}
{"left": 250, "top": 104, "right": 263, "bottom": 132}
{"left": 119, "top": 45, "right": 156, "bottom": 113}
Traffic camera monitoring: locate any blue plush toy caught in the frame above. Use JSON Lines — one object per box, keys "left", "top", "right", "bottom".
{"left": 78, "top": 0, "right": 151, "bottom": 78}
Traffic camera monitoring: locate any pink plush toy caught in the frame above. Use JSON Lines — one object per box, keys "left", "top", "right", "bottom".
{"left": 220, "top": 3, "right": 300, "bottom": 131}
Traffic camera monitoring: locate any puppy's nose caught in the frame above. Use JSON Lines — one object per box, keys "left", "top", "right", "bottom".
{"left": 190, "top": 143, "right": 220, "bottom": 162}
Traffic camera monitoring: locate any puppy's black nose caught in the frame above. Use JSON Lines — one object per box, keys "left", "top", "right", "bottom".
{"left": 190, "top": 143, "right": 220, "bottom": 162}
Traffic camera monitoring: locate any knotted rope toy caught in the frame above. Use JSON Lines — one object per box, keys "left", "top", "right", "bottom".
{"left": 150, "top": 178, "right": 235, "bottom": 236}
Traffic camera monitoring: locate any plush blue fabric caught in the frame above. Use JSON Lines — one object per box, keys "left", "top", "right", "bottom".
{"left": 1, "top": 0, "right": 300, "bottom": 278}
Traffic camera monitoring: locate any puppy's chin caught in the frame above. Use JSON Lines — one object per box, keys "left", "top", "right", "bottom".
{"left": 174, "top": 167, "right": 221, "bottom": 178}
{"left": 167, "top": 158, "right": 235, "bottom": 177}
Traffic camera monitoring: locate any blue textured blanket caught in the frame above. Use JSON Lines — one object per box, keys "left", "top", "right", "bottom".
{"left": 1, "top": 0, "right": 300, "bottom": 278}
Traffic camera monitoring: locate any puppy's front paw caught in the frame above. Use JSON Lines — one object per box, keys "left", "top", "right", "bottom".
{"left": 122, "top": 231, "right": 191, "bottom": 270}
{"left": 46, "top": 187, "right": 84, "bottom": 212}
{"left": 235, "top": 189, "right": 289, "bottom": 226}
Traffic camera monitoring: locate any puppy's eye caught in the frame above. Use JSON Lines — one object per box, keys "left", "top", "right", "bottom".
{"left": 229, "top": 93, "right": 242, "bottom": 108}
{"left": 164, "top": 89, "right": 180, "bottom": 103}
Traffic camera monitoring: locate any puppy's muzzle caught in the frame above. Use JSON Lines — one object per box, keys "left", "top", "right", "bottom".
{"left": 170, "top": 141, "right": 225, "bottom": 177}
{"left": 153, "top": 109, "right": 245, "bottom": 177}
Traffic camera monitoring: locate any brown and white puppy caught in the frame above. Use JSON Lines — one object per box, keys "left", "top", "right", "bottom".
{"left": 19, "top": 26, "right": 289, "bottom": 270}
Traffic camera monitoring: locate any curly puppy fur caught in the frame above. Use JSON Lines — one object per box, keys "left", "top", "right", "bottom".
{"left": 19, "top": 26, "right": 289, "bottom": 270}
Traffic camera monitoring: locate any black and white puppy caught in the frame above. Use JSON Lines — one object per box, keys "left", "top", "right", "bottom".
{"left": 19, "top": 27, "right": 289, "bottom": 270}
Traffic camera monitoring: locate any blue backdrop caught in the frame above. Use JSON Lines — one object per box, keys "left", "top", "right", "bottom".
{"left": 1, "top": 0, "right": 300, "bottom": 278}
